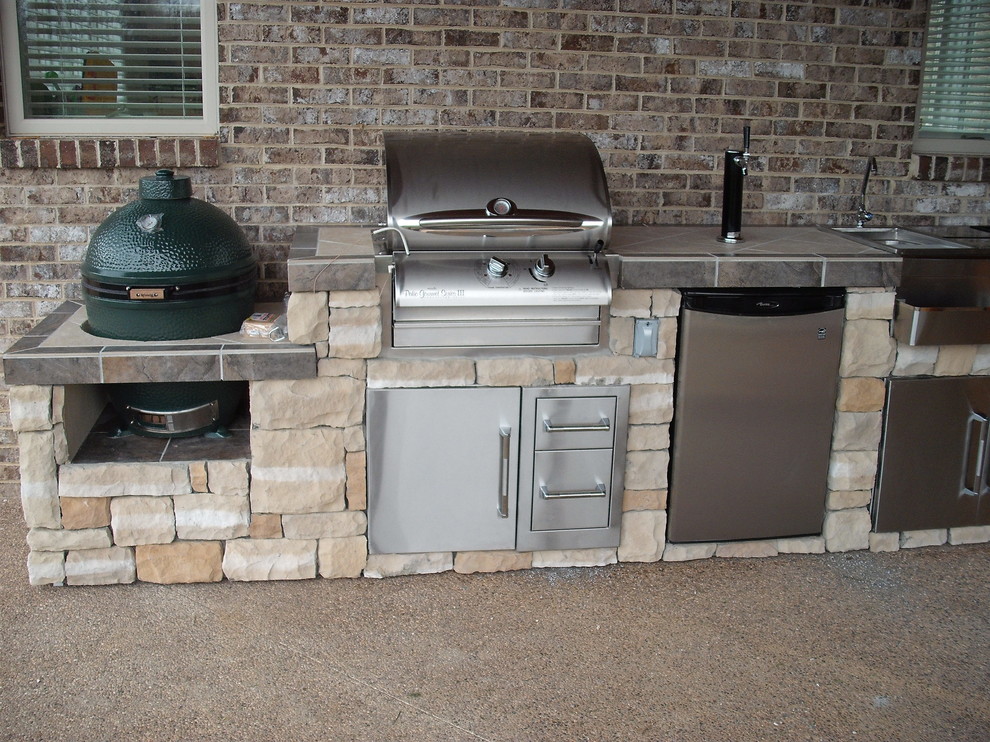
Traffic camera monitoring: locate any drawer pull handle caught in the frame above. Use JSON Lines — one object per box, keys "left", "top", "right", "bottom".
{"left": 543, "top": 417, "right": 610, "bottom": 433}
{"left": 540, "top": 484, "right": 606, "bottom": 500}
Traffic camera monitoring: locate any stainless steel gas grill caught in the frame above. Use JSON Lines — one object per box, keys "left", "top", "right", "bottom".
{"left": 376, "top": 130, "right": 614, "bottom": 353}
{"left": 366, "top": 131, "right": 628, "bottom": 555}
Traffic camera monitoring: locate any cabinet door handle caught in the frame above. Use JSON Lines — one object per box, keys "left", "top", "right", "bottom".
{"left": 543, "top": 417, "right": 610, "bottom": 433}
{"left": 497, "top": 426, "right": 511, "bottom": 518}
{"left": 539, "top": 484, "right": 607, "bottom": 499}
{"left": 962, "top": 411, "right": 989, "bottom": 496}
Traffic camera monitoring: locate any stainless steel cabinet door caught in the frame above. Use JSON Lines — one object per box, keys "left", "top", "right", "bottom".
{"left": 367, "top": 387, "right": 521, "bottom": 554}
{"left": 874, "top": 377, "right": 990, "bottom": 532}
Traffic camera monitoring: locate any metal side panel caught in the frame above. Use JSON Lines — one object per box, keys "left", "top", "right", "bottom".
{"left": 367, "top": 387, "right": 521, "bottom": 554}
{"left": 391, "top": 320, "right": 601, "bottom": 349}
{"left": 667, "top": 306, "right": 844, "bottom": 543}
{"left": 873, "top": 377, "right": 990, "bottom": 532}
{"left": 393, "top": 304, "right": 602, "bottom": 322}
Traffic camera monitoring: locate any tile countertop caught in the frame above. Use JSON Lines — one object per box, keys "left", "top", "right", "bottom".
{"left": 287, "top": 224, "right": 901, "bottom": 292}
{"left": 6, "top": 225, "right": 896, "bottom": 388}
{"left": 609, "top": 225, "right": 900, "bottom": 289}
{"left": 2, "top": 302, "right": 317, "bottom": 387}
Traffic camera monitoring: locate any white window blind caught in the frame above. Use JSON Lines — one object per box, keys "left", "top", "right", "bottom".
{"left": 915, "top": 0, "right": 990, "bottom": 156}
{"left": 1, "top": 0, "right": 218, "bottom": 136}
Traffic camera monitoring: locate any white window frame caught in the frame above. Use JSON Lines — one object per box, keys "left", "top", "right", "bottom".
{"left": 0, "top": 0, "right": 219, "bottom": 137}
{"left": 913, "top": 0, "right": 990, "bottom": 157}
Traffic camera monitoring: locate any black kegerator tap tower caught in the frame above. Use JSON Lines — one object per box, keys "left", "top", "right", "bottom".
{"left": 719, "top": 125, "right": 751, "bottom": 243}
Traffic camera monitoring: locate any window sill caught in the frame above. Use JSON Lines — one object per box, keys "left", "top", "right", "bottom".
{"left": 0, "top": 136, "right": 220, "bottom": 169}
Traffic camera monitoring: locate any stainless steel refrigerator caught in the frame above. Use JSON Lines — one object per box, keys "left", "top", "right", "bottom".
{"left": 667, "top": 289, "right": 845, "bottom": 543}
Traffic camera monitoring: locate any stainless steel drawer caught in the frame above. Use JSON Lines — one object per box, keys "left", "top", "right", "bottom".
{"left": 530, "top": 448, "right": 613, "bottom": 531}
{"left": 534, "top": 395, "right": 617, "bottom": 451}
{"left": 893, "top": 299, "right": 990, "bottom": 346}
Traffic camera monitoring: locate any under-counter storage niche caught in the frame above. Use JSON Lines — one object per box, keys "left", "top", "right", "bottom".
{"left": 366, "top": 385, "right": 628, "bottom": 555}
{"left": 873, "top": 377, "right": 990, "bottom": 532}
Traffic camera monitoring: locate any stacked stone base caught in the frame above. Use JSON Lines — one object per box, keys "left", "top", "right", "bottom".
{"left": 12, "top": 284, "right": 990, "bottom": 587}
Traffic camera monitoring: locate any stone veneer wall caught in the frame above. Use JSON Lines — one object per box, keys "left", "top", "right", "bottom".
{"left": 13, "top": 281, "right": 990, "bottom": 585}
{"left": 286, "top": 281, "right": 684, "bottom": 578}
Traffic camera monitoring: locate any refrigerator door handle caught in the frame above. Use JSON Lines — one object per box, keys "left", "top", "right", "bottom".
{"left": 962, "top": 411, "right": 989, "bottom": 496}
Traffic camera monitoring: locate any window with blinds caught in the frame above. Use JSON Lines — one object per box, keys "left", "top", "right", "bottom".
{"left": 0, "top": 0, "right": 218, "bottom": 136}
{"left": 915, "top": 0, "right": 990, "bottom": 156}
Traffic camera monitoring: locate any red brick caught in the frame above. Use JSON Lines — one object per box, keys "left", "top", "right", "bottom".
{"left": 157, "top": 139, "right": 178, "bottom": 168}
{"left": 58, "top": 140, "right": 78, "bottom": 168}
{"left": 177, "top": 139, "right": 197, "bottom": 166}
{"left": 38, "top": 140, "right": 59, "bottom": 168}
{"left": 78, "top": 140, "right": 98, "bottom": 168}
{"left": 118, "top": 139, "right": 137, "bottom": 167}
{"left": 18, "top": 140, "right": 39, "bottom": 168}
{"left": 98, "top": 140, "right": 117, "bottom": 168}
{"left": 0, "top": 140, "right": 18, "bottom": 168}
{"left": 137, "top": 139, "right": 157, "bottom": 167}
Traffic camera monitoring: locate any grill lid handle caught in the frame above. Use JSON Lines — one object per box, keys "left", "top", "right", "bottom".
{"left": 402, "top": 208, "right": 606, "bottom": 236}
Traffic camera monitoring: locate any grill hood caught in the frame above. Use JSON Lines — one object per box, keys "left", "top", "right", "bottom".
{"left": 383, "top": 130, "right": 612, "bottom": 254}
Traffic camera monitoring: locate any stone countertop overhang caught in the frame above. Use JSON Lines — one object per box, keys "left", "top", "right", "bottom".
{"left": 287, "top": 224, "right": 901, "bottom": 293}
{"left": 2, "top": 301, "right": 317, "bottom": 387}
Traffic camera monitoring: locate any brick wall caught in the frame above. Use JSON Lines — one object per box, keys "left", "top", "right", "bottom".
{"left": 1, "top": 0, "right": 989, "bottom": 484}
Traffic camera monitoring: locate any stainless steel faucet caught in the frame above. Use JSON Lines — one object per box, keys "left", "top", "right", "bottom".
{"left": 856, "top": 156, "right": 877, "bottom": 228}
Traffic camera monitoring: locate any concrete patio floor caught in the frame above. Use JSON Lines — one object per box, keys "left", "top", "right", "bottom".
{"left": 1, "top": 485, "right": 988, "bottom": 742}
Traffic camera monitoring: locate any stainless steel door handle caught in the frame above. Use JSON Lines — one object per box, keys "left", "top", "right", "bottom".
{"left": 410, "top": 208, "right": 605, "bottom": 235}
{"left": 497, "top": 426, "right": 511, "bottom": 518}
{"left": 962, "top": 411, "right": 989, "bottom": 496}
{"left": 543, "top": 417, "right": 610, "bottom": 433}
{"left": 539, "top": 484, "right": 607, "bottom": 499}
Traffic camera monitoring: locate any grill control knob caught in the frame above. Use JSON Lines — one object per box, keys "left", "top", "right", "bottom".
{"left": 531, "top": 253, "right": 555, "bottom": 280}
{"left": 487, "top": 256, "right": 509, "bottom": 278}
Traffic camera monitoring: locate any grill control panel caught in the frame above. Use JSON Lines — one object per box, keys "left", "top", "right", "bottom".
{"left": 393, "top": 252, "right": 609, "bottom": 308}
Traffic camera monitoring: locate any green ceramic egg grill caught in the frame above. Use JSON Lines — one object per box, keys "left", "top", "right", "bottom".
{"left": 82, "top": 169, "right": 257, "bottom": 438}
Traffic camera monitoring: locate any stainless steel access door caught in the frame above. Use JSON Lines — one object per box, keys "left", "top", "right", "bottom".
{"left": 873, "top": 377, "right": 990, "bottom": 532}
{"left": 667, "top": 293, "right": 844, "bottom": 543}
{"left": 367, "top": 387, "right": 520, "bottom": 554}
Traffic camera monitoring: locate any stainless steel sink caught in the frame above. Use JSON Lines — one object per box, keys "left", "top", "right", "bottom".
{"left": 823, "top": 226, "right": 970, "bottom": 252}
{"left": 822, "top": 225, "right": 990, "bottom": 346}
